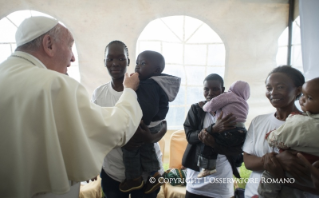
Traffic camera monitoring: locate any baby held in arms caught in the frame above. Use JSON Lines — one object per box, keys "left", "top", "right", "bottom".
{"left": 198, "top": 80, "right": 250, "bottom": 178}
{"left": 258, "top": 77, "right": 319, "bottom": 198}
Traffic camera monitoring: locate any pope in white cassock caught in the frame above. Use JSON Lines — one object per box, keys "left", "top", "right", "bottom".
{"left": 0, "top": 16, "right": 143, "bottom": 198}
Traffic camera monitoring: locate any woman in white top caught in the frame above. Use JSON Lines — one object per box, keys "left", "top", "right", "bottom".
{"left": 92, "top": 40, "right": 166, "bottom": 198}
{"left": 243, "top": 66, "right": 319, "bottom": 198}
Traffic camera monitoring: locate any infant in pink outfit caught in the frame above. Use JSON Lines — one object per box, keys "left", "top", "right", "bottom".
{"left": 197, "top": 80, "right": 250, "bottom": 178}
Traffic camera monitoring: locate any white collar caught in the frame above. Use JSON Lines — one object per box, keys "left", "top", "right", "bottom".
{"left": 11, "top": 51, "right": 47, "bottom": 69}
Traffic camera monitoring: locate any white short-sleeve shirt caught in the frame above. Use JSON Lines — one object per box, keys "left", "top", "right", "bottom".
{"left": 243, "top": 112, "right": 319, "bottom": 198}
{"left": 242, "top": 113, "right": 284, "bottom": 198}
{"left": 185, "top": 113, "right": 234, "bottom": 198}
{"left": 92, "top": 82, "right": 164, "bottom": 182}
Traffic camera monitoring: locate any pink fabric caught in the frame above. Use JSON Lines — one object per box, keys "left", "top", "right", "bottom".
{"left": 202, "top": 81, "right": 250, "bottom": 123}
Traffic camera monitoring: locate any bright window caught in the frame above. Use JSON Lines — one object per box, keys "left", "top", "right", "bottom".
{"left": 276, "top": 16, "right": 303, "bottom": 110}
{"left": 136, "top": 16, "right": 225, "bottom": 129}
{"left": 0, "top": 10, "right": 80, "bottom": 81}
{"left": 276, "top": 16, "right": 303, "bottom": 73}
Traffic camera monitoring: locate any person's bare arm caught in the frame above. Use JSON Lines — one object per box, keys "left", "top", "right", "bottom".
{"left": 244, "top": 152, "right": 271, "bottom": 172}
{"left": 123, "top": 72, "right": 139, "bottom": 91}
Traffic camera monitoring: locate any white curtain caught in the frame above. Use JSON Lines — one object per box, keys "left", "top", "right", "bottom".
{"left": 300, "top": 0, "right": 319, "bottom": 80}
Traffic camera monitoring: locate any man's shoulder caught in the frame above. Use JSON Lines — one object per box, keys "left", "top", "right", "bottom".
{"left": 26, "top": 67, "right": 79, "bottom": 88}
{"left": 92, "top": 82, "right": 116, "bottom": 105}
{"left": 190, "top": 103, "right": 200, "bottom": 108}
{"left": 94, "top": 82, "right": 111, "bottom": 93}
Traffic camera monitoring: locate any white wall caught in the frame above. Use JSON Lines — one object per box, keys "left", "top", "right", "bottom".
{"left": 300, "top": 0, "right": 319, "bottom": 81}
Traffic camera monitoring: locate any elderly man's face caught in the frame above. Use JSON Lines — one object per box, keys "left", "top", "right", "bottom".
{"left": 53, "top": 26, "right": 75, "bottom": 74}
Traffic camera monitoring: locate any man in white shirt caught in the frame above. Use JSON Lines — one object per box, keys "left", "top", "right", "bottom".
{"left": 92, "top": 40, "right": 166, "bottom": 198}
{"left": 0, "top": 16, "right": 142, "bottom": 198}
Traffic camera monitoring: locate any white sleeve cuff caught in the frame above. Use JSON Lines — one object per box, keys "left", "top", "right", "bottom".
{"left": 123, "top": 88, "right": 137, "bottom": 99}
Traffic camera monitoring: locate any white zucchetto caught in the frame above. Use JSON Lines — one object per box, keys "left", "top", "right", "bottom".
{"left": 15, "top": 16, "right": 58, "bottom": 47}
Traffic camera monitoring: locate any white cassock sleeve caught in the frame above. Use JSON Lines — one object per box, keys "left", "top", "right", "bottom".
{"left": 0, "top": 59, "right": 142, "bottom": 198}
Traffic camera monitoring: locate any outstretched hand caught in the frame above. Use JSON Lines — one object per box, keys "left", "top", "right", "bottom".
{"left": 123, "top": 72, "right": 139, "bottom": 91}
{"left": 212, "top": 111, "right": 236, "bottom": 133}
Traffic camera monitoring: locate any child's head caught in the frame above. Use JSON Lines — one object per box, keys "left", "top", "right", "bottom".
{"left": 203, "top": 74, "right": 225, "bottom": 102}
{"left": 135, "top": 50, "right": 165, "bottom": 80}
{"left": 104, "top": 40, "right": 130, "bottom": 80}
{"left": 299, "top": 77, "right": 319, "bottom": 114}
{"left": 229, "top": 81, "right": 250, "bottom": 101}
